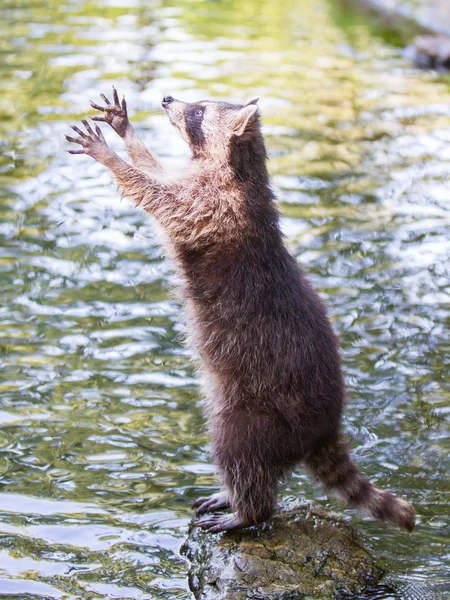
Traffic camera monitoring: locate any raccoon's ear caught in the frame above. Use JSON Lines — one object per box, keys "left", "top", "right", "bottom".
{"left": 244, "top": 97, "right": 259, "bottom": 106}
{"left": 232, "top": 105, "right": 258, "bottom": 136}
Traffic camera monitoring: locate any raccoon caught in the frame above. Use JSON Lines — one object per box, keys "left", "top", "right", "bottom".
{"left": 66, "top": 89, "right": 415, "bottom": 533}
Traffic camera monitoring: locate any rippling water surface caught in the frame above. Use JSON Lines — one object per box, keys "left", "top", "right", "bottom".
{"left": 0, "top": 0, "right": 449, "bottom": 598}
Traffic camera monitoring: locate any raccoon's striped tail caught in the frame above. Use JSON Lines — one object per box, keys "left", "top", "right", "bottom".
{"left": 304, "top": 433, "right": 415, "bottom": 532}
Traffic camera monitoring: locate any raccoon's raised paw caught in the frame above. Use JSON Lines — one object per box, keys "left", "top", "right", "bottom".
{"left": 65, "top": 119, "right": 113, "bottom": 165}
{"left": 90, "top": 87, "right": 130, "bottom": 138}
{"left": 194, "top": 512, "right": 247, "bottom": 533}
{"left": 192, "top": 492, "right": 231, "bottom": 516}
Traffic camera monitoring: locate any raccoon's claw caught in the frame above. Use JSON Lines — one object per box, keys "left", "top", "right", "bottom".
{"left": 192, "top": 492, "right": 231, "bottom": 516}
{"left": 194, "top": 512, "right": 247, "bottom": 533}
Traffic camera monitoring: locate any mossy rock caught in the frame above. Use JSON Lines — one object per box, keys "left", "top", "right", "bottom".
{"left": 182, "top": 502, "right": 384, "bottom": 600}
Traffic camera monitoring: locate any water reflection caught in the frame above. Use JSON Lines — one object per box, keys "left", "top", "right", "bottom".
{"left": 0, "top": 0, "right": 449, "bottom": 598}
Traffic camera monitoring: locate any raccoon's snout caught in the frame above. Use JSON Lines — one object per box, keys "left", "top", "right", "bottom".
{"left": 162, "top": 96, "right": 175, "bottom": 108}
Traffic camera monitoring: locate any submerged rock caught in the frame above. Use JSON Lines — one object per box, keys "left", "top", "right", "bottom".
{"left": 183, "top": 502, "right": 384, "bottom": 600}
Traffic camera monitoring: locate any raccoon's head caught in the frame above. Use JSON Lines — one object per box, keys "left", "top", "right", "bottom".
{"left": 161, "top": 96, "right": 261, "bottom": 163}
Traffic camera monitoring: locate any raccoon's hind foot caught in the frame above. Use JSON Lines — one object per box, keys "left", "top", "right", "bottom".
{"left": 192, "top": 491, "right": 231, "bottom": 516}
{"left": 195, "top": 512, "right": 247, "bottom": 533}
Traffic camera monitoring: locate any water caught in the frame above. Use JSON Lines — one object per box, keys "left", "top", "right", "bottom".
{"left": 0, "top": 0, "right": 449, "bottom": 598}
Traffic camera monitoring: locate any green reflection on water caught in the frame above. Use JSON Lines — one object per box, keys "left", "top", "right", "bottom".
{"left": 0, "top": 0, "right": 449, "bottom": 598}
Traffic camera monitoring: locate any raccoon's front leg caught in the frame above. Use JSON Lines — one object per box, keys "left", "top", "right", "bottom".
{"left": 91, "top": 87, "right": 164, "bottom": 175}
{"left": 65, "top": 120, "right": 175, "bottom": 219}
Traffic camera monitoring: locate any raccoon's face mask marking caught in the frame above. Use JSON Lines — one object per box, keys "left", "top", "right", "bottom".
{"left": 162, "top": 96, "right": 259, "bottom": 159}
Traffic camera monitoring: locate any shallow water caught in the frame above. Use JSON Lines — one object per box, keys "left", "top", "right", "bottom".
{"left": 0, "top": 0, "right": 449, "bottom": 598}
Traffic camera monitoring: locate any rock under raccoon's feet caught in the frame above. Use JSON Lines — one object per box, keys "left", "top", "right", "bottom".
{"left": 192, "top": 492, "right": 231, "bottom": 516}
{"left": 195, "top": 512, "right": 248, "bottom": 533}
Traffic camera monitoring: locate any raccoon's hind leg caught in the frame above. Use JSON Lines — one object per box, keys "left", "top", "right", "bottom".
{"left": 195, "top": 410, "right": 287, "bottom": 533}
{"left": 192, "top": 491, "right": 231, "bottom": 516}
{"left": 304, "top": 432, "right": 415, "bottom": 532}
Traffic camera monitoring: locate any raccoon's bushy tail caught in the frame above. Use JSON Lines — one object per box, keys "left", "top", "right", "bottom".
{"left": 304, "top": 433, "right": 415, "bottom": 532}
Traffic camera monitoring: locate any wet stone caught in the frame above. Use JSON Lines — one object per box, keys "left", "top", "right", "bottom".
{"left": 344, "top": 0, "right": 450, "bottom": 69}
{"left": 183, "top": 502, "right": 384, "bottom": 600}
{"left": 412, "top": 35, "right": 450, "bottom": 70}
{"left": 356, "top": 0, "right": 450, "bottom": 37}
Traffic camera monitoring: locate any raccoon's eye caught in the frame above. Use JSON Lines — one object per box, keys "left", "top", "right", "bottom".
{"left": 194, "top": 109, "right": 203, "bottom": 118}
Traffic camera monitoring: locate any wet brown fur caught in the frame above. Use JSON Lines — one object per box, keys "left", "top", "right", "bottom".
{"left": 67, "top": 94, "right": 415, "bottom": 533}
